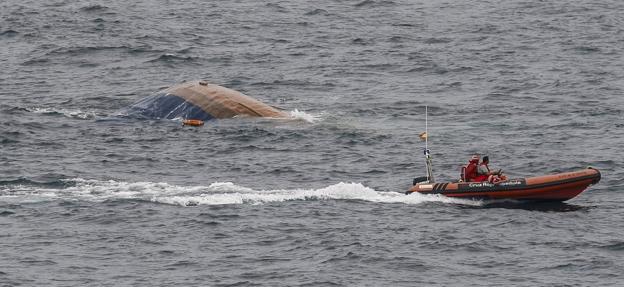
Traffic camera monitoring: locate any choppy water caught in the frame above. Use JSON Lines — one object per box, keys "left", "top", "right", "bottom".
{"left": 2, "top": 0, "right": 623, "bottom": 286}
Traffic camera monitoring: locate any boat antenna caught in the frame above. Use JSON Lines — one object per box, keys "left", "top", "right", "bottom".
{"left": 424, "top": 106, "right": 434, "bottom": 183}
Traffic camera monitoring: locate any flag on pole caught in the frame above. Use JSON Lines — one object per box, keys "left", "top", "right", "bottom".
{"left": 419, "top": 132, "right": 428, "bottom": 141}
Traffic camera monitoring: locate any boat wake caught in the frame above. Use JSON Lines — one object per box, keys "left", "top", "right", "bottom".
{"left": 0, "top": 179, "right": 481, "bottom": 207}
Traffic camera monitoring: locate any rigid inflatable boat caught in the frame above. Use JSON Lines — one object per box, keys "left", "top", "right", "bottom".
{"left": 407, "top": 168, "right": 601, "bottom": 202}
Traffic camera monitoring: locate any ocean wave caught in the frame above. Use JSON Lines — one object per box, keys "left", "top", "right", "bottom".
{"left": 304, "top": 9, "right": 329, "bottom": 16}
{"left": 27, "top": 107, "right": 98, "bottom": 120}
{"left": 79, "top": 4, "right": 108, "bottom": 12}
{"left": 288, "top": 109, "right": 322, "bottom": 123}
{"left": 147, "top": 53, "right": 199, "bottom": 63}
{"left": 38, "top": 45, "right": 157, "bottom": 60}
{"left": 354, "top": 0, "right": 397, "bottom": 8}
{"left": 0, "top": 177, "right": 73, "bottom": 189}
{"left": 0, "top": 179, "right": 481, "bottom": 207}
{"left": 0, "top": 29, "right": 19, "bottom": 37}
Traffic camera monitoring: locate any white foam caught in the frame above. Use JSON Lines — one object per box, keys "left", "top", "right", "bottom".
{"left": 288, "top": 109, "right": 322, "bottom": 123}
{"left": 29, "top": 107, "right": 97, "bottom": 120}
{"left": 0, "top": 179, "right": 482, "bottom": 207}
{"left": 165, "top": 110, "right": 321, "bottom": 124}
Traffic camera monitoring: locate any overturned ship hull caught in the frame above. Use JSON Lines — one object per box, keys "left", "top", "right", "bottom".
{"left": 125, "top": 80, "right": 288, "bottom": 121}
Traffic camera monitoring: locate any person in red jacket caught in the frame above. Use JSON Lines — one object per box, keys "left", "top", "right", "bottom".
{"left": 464, "top": 155, "right": 480, "bottom": 182}
{"left": 476, "top": 156, "right": 506, "bottom": 183}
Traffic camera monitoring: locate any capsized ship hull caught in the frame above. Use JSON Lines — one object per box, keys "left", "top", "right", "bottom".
{"left": 124, "top": 80, "right": 288, "bottom": 121}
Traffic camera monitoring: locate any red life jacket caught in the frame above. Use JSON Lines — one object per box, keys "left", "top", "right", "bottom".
{"left": 464, "top": 162, "right": 478, "bottom": 182}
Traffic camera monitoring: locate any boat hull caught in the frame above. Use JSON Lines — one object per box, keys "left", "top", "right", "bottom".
{"left": 124, "top": 80, "right": 288, "bottom": 121}
{"left": 407, "top": 168, "right": 601, "bottom": 202}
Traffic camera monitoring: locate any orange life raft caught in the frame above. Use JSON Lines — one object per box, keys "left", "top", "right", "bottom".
{"left": 406, "top": 168, "right": 601, "bottom": 202}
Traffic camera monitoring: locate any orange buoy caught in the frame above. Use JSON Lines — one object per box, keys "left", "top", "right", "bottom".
{"left": 183, "top": 119, "right": 204, "bottom": 126}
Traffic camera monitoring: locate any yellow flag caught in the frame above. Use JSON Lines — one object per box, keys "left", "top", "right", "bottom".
{"left": 419, "top": 132, "right": 427, "bottom": 141}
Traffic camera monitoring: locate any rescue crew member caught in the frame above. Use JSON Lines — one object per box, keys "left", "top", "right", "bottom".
{"left": 464, "top": 155, "right": 480, "bottom": 182}
{"left": 476, "top": 156, "right": 506, "bottom": 183}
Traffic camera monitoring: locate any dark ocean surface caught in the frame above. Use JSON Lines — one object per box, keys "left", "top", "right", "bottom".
{"left": 1, "top": 0, "right": 623, "bottom": 286}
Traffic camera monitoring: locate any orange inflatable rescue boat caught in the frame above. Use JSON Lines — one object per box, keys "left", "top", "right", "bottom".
{"left": 408, "top": 107, "right": 601, "bottom": 202}
{"left": 407, "top": 168, "right": 601, "bottom": 202}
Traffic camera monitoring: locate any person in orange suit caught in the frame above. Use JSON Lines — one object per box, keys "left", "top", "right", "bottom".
{"left": 464, "top": 155, "right": 480, "bottom": 182}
